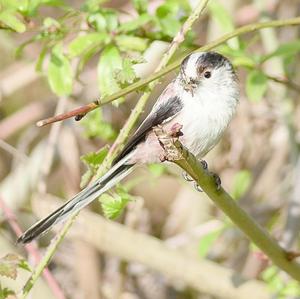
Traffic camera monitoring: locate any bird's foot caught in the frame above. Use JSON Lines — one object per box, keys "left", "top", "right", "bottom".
{"left": 200, "top": 160, "right": 208, "bottom": 170}
{"left": 194, "top": 182, "right": 203, "bottom": 192}
{"left": 182, "top": 160, "right": 208, "bottom": 192}
{"left": 169, "top": 123, "right": 184, "bottom": 138}
{"left": 211, "top": 172, "right": 222, "bottom": 191}
{"left": 182, "top": 171, "right": 193, "bottom": 182}
{"left": 286, "top": 250, "right": 300, "bottom": 261}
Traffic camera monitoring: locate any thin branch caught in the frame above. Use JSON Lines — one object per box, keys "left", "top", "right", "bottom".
{"left": 20, "top": 216, "right": 75, "bottom": 299}
{"left": 266, "top": 74, "right": 300, "bottom": 93}
{"left": 0, "top": 197, "right": 66, "bottom": 299}
{"left": 153, "top": 126, "right": 300, "bottom": 282}
{"left": 0, "top": 101, "right": 48, "bottom": 140}
{"left": 36, "top": 16, "right": 300, "bottom": 127}
{"left": 0, "top": 139, "right": 28, "bottom": 162}
{"left": 19, "top": 1, "right": 210, "bottom": 296}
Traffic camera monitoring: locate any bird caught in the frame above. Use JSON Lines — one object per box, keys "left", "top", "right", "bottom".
{"left": 17, "top": 51, "right": 239, "bottom": 244}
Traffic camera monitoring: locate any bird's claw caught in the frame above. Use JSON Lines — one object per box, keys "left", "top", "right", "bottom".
{"left": 194, "top": 182, "right": 203, "bottom": 192}
{"left": 211, "top": 172, "right": 221, "bottom": 191}
{"left": 200, "top": 160, "right": 208, "bottom": 170}
{"left": 182, "top": 171, "right": 193, "bottom": 182}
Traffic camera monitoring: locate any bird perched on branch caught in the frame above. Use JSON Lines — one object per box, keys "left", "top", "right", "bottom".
{"left": 18, "top": 51, "right": 239, "bottom": 244}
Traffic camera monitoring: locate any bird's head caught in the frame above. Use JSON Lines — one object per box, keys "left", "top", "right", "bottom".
{"left": 179, "top": 51, "right": 239, "bottom": 102}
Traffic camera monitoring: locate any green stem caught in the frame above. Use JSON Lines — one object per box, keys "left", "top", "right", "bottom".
{"left": 20, "top": 1, "right": 210, "bottom": 297}
{"left": 37, "top": 17, "right": 300, "bottom": 127}
{"left": 98, "top": 17, "right": 300, "bottom": 106}
{"left": 173, "top": 141, "right": 300, "bottom": 281}
{"left": 153, "top": 123, "right": 300, "bottom": 281}
{"left": 20, "top": 216, "right": 76, "bottom": 298}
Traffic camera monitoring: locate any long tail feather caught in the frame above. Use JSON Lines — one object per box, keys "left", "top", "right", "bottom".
{"left": 17, "top": 155, "right": 134, "bottom": 244}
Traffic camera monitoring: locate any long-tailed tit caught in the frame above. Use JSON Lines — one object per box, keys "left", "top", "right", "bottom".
{"left": 18, "top": 51, "right": 239, "bottom": 244}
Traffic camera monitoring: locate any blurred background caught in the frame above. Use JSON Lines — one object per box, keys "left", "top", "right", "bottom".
{"left": 0, "top": 0, "right": 300, "bottom": 298}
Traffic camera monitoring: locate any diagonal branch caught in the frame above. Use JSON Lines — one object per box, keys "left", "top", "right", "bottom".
{"left": 36, "top": 16, "right": 300, "bottom": 127}
{"left": 153, "top": 126, "right": 300, "bottom": 282}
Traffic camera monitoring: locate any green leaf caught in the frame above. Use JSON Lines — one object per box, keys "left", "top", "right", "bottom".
{"left": 0, "top": 254, "right": 29, "bottom": 280}
{"left": 88, "top": 9, "right": 118, "bottom": 32}
{"left": 82, "top": 0, "right": 108, "bottom": 12}
{"left": 87, "top": 13, "right": 106, "bottom": 31}
{"left": 35, "top": 44, "right": 49, "bottom": 72}
{"left": 81, "top": 146, "right": 109, "bottom": 168}
{"left": 208, "top": 0, "right": 238, "bottom": 49}
{"left": 148, "top": 164, "right": 166, "bottom": 177}
{"left": 246, "top": 70, "right": 268, "bottom": 102}
{"left": 80, "top": 169, "right": 93, "bottom": 189}
{"left": 155, "top": 0, "right": 190, "bottom": 38}
{"left": 115, "top": 35, "right": 148, "bottom": 52}
{"left": 97, "top": 45, "right": 122, "bottom": 97}
{"left": 281, "top": 280, "right": 300, "bottom": 297}
{"left": 43, "top": 17, "right": 60, "bottom": 29}
{"left": 0, "top": 10, "right": 26, "bottom": 33}
{"left": 262, "top": 40, "right": 300, "bottom": 62}
{"left": 232, "top": 56, "right": 256, "bottom": 68}
{"left": 198, "top": 229, "right": 222, "bottom": 257}
{"left": 133, "top": 0, "right": 148, "bottom": 14}
{"left": 80, "top": 146, "right": 109, "bottom": 188}
{"left": 99, "top": 192, "right": 131, "bottom": 219}
{"left": 0, "top": 0, "right": 27, "bottom": 11}
{"left": 114, "top": 58, "right": 139, "bottom": 87}
{"left": 118, "top": 14, "right": 152, "bottom": 33}
{"left": 47, "top": 44, "right": 73, "bottom": 96}
{"left": 0, "top": 284, "right": 15, "bottom": 299}
{"left": 157, "top": 15, "right": 181, "bottom": 38}
{"left": 156, "top": 1, "right": 180, "bottom": 17}
{"left": 68, "top": 32, "right": 107, "bottom": 58}
{"left": 24, "top": 0, "right": 65, "bottom": 16}
{"left": 81, "top": 109, "right": 117, "bottom": 140}
{"left": 231, "top": 170, "right": 252, "bottom": 200}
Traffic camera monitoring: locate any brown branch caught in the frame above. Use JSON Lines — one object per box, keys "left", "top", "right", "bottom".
{"left": 0, "top": 102, "right": 48, "bottom": 139}
{"left": 36, "top": 101, "right": 98, "bottom": 127}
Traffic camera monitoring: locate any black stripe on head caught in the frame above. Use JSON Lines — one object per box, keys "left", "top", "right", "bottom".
{"left": 196, "top": 52, "right": 233, "bottom": 71}
{"left": 181, "top": 55, "right": 190, "bottom": 71}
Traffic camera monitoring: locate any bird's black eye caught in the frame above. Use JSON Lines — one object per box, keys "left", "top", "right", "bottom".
{"left": 204, "top": 71, "right": 211, "bottom": 78}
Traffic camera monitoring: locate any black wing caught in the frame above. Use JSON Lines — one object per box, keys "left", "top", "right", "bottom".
{"left": 112, "top": 95, "right": 183, "bottom": 165}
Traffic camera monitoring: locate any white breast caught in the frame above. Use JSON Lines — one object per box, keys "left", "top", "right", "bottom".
{"left": 177, "top": 88, "right": 237, "bottom": 158}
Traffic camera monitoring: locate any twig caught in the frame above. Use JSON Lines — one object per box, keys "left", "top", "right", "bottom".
{"left": 0, "top": 139, "right": 28, "bottom": 162}
{"left": 36, "top": 16, "right": 300, "bottom": 127}
{"left": 266, "top": 74, "right": 300, "bottom": 93}
{"left": 0, "top": 197, "right": 66, "bottom": 299}
{"left": 0, "top": 101, "right": 48, "bottom": 140}
{"left": 281, "top": 157, "right": 300, "bottom": 250}
{"left": 32, "top": 194, "right": 271, "bottom": 299}
{"left": 0, "top": 62, "right": 39, "bottom": 101}
{"left": 153, "top": 126, "right": 300, "bottom": 282}
{"left": 20, "top": 216, "right": 75, "bottom": 299}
